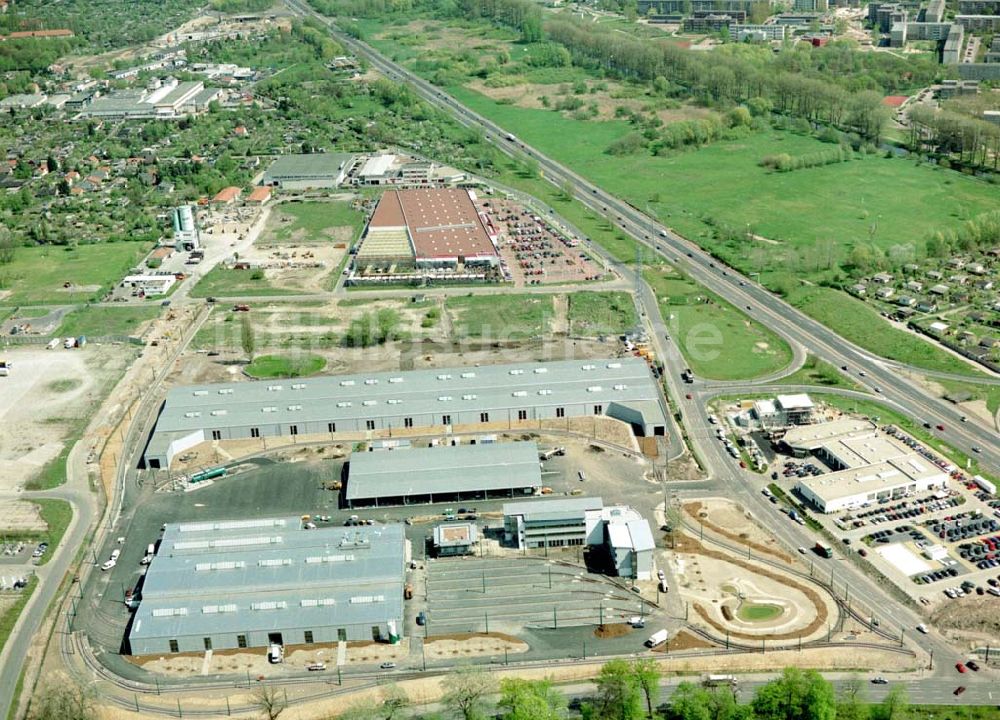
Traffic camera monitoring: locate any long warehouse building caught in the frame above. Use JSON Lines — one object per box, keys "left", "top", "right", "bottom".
{"left": 142, "top": 358, "right": 668, "bottom": 468}
{"left": 345, "top": 441, "right": 542, "bottom": 508}
{"left": 128, "top": 518, "right": 405, "bottom": 655}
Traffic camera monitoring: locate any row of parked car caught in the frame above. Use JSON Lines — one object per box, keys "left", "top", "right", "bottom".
{"left": 928, "top": 514, "right": 999, "bottom": 543}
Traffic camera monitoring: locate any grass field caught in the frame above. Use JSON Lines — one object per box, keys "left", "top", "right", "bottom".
{"left": 644, "top": 265, "right": 793, "bottom": 380}
{"left": 189, "top": 267, "right": 298, "bottom": 298}
{"left": 54, "top": 305, "right": 160, "bottom": 338}
{"left": 737, "top": 603, "right": 783, "bottom": 622}
{"left": 267, "top": 200, "right": 365, "bottom": 245}
{"left": 784, "top": 286, "right": 984, "bottom": 377}
{"left": 0, "top": 243, "right": 153, "bottom": 306}
{"left": 567, "top": 291, "right": 638, "bottom": 337}
{"left": 775, "top": 356, "right": 859, "bottom": 390}
{"left": 244, "top": 353, "right": 327, "bottom": 378}
{"left": 449, "top": 87, "right": 999, "bottom": 260}
{"left": 447, "top": 293, "right": 553, "bottom": 339}
{"left": 935, "top": 379, "right": 1000, "bottom": 416}
{"left": 32, "top": 499, "right": 72, "bottom": 567}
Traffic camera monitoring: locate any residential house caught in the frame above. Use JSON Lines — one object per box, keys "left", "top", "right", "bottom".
{"left": 905, "top": 280, "right": 924, "bottom": 293}
{"left": 212, "top": 186, "right": 241, "bottom": 204}
{"left": 976, "top": 279, "right": 994, "bottom": 291}
{"left": 916, "top": 300, "right": 938, "bottom": 313}
{"left": 872, "top": 272, "right": 894, "bottom": 284}
{"left": 850, "top": 283, "right": 868, "bottom": 296}
{"left": 958, "top": 330, "right": 977, "bottom": 344}
{"left": 968, "top": 262, "right": 987, "bottom": 275}
{"left": 949, "top": 274, "right": 968, "bottom": 285}
{"left": 876, "top": 287, "right": 895, "bottom": 299}
{"left": 948, "top": 257, "right": 968, "bottom": 269}
{"left": 929, "top": 284, "right": 950, "bottom": 295}
{"left": 927, "top": 270, "right": 944, "bottom": 280}
{"left": 897, "top": 296, "right": 917, "bottom": 307}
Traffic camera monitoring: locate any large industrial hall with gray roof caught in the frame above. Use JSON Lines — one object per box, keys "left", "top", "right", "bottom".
{"left": 344, "top": 441, "right": 542, "bottom": 508}
{"left": 141, "top": 357, "right": 668, "bottom": 469}
{"left": 127, "top": 518, "right": 406, "bottom": 655}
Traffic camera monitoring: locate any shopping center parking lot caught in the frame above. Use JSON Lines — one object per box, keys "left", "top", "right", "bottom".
{"left": 812, "top": 480, "right": 1000, "bottom": 607}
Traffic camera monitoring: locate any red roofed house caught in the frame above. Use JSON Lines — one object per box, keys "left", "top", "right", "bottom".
{"left": 234, "top": 125, "right": 248, "bottom": 137}
{"left": 246, "top": 186, "right": 271, "bottom": 205}
{"left": 212, "top": 186, "right": 241, "bottom": 204}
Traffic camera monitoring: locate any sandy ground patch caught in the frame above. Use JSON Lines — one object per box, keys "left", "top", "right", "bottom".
{"left": 0, "top": 500, "right": 45, "bottom": 533}
{"left": 0, "top": 346, "right": 133, "bottom": 491}
{"left": 685, "top": 499, "right": 792, "bottom": 563}
{"left": 424, "top": 632, "right": 527, "bottom": 659}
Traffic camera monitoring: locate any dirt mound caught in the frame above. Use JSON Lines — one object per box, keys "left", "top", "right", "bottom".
{"left": 684, "top": 501, "right": 791, "bottom": 563}
{"left": 594, "top": 623, "right": 632, "bottom": 639}
{"left": 931, "top": 596, "right": 1000, "bottom": 636}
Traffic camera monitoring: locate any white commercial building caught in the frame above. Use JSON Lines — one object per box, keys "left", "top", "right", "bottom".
{"left": 787, "top": 420, "right": 950, "bottom": 513}
{"left": 121, "top": 274, "right": 176, "bottom": 296}
{"left": 503, "top": 498, "right": 655, "bottom": 579}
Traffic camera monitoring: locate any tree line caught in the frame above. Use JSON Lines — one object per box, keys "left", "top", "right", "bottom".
{"left": 29, "top": 664, "right": 921, "bottom": 720}
{"left": 908, "top": 104, "right": 1000, "bottom": 171}
{"left": 545, "top": 18, "right": 903, "bottom": 142}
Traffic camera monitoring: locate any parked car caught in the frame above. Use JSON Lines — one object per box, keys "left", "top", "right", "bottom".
{"left": 871, "top": 677, "right": 888, "bottom": 685}
{"left": 956, "top": 662, "right": 967, "bottom": 673}
{"left": 380, "top": 662, "right": 397, "bottom": 670}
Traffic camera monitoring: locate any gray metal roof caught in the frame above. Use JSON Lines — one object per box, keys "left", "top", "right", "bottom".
{"left": 346, "top": 441, "right": 541, "bottom": 501}
{"left": 262, "top": 153, "right": 354, "bottom": 181}
{"left": 129, "top": 518, "right": 404, "bottom": 642}
{"left": 502, "top": 496, "right": 603, "bottom": 520}
{"left": 150, "top": 357, "right": 663, "bottom": 436}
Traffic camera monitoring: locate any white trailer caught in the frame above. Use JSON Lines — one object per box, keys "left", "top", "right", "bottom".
{"left": 645, "top": 629, "right": 669, "bottom": 647}
{"left": 974, "top": 475, "right": 996, "bottom": 495}
{"left": 46, "top": 338, "right": 60, "bottom": 350}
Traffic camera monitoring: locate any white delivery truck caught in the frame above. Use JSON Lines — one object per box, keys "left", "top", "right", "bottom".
{"left": 645, "top": 629, "right": 669, "bottom": 648}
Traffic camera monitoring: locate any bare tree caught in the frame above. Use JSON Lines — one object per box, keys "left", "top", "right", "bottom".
{"left": 379, "top": 684, "right": 410, "bottom": 720}
{"left": 442, "top": 666, "right": 497, "bottom": 720}
{"left": 28, "top": 679, "right": 96, "bottom": 720}
{"left": 251, "top": 685, "right": 286, "bottom": 720}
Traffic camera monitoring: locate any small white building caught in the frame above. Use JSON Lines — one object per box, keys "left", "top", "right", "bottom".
{"left": 121, "top": 274, "right": 176, "bottom": 296}
{"left": 603, "top": 509, "right": 655, "bottom": 581}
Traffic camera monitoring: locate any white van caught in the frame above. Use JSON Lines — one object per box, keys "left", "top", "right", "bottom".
{"left": 268, "top": 643, "right": 284, "bottom": 663}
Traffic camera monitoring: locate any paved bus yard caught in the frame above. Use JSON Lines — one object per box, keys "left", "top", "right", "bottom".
{"left": 421, "top": 557, "right": 653, "bottom": 637}
{"left": 77, "top": 434, "right": 666, "bottom": 679}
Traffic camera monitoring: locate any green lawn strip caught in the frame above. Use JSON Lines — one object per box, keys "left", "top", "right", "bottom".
{"left": 567, "top": 291, "right": 638, "bottom": 337}
{"left": 446, "top": 293, "right": 553, "bottom": 339}
{"left": 644, "top": 265, "right": 793, "bottom": 380}
{"left": 25, "top": 437, "right": 78, "bottom": 491}
{"left": 53, "top": 305, "right": 160, "bottom": 338}
{"left": 448, "top": 86, "right": 999, "bottom": 260}
{"left": 0, "top": 243, "right": 153, "bottom": 306}
{"left": 268, "top": 200, "right": 365, "bottom": 244}
{"left": 0, "top": 576, "right": 38, "bottom": 656}
{"left": 188, "top": 267, "right": 299, "bottom": 298}
{"left": 244, "top": 353, "right": 327, "bottom": 379}
{"left": 1, "top": 499, "right": 74, "bottom": 567}
{"left": 898, "top": 706, "right": 1000, "bottom": 720}
{"left": 783, "top": 286, "right": 986, "bottom": 378}
{"left": 774, "top": 355, "right": 861, "bottom": 391}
